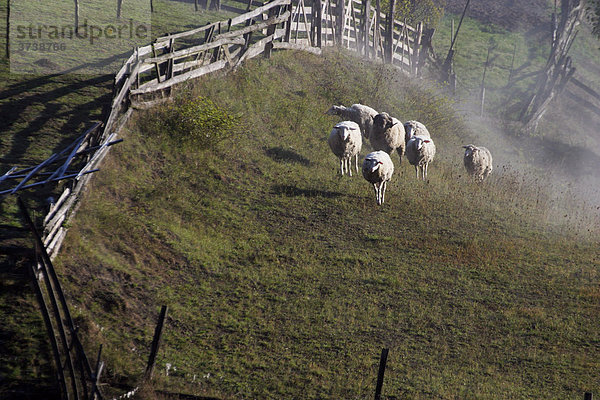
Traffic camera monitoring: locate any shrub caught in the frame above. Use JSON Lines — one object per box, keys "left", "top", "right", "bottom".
{"left": 147, "top": 96, "right": 241, "bottom": 150}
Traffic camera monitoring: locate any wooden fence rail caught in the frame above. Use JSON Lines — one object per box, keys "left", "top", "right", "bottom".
{"left": 113, "top": 0, "right": 427, "bottom": 109}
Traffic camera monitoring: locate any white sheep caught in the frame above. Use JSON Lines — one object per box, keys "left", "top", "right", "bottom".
{"left": 328, "top": 121, "right": 363, "bottom": 176}
{"left": 405, "top": 135, "right": 436, "bottom": 180}
{"left": 326, "top": 104, "right": 379, "bottom": 140}
{"left": 404, "top": 120, "right": 431, "bottom": 143}
{"left": 370, "top": 112, "right": 406, "bottom": 162}
{"left": 462, "top": 144, "right": 493, "bottom": 181}
{"left": 362, "top": 151, "right": 394, "bottom": 205}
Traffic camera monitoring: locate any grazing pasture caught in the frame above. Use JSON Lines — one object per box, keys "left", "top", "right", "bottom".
{"left": 54, "top": 49, "right": 600, "bottom": 399}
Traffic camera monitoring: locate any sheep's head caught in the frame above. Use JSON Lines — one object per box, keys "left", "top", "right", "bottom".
{"left": 364, "top": 157, "right": 383, "bottom": 173}
{"left": 326, "top": 105, "right": 344, "bottom": 115}
{"left": 336, "top": 126, "right": 351, "bottom": 141}
{"left": 462, "top": 144, "right": 477, "bottom": 158}
{"left": 334, "top": 121, "right": 359, "bottom": 141}
{"left": 404, "top": 122, "right": 415, "bottom": 138}
{"left": 409, "top": 136, "right": 429, "bottom": 151}
{"left": 404, "top": 121, "right": 424, "bottom": 138}
{"left": 372, "top": 113, "right": 397, "bottom": 130}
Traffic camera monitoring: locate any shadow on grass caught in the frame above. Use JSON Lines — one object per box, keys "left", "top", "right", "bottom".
{"left": 265, "top": 146, "right": 311, "bottom": 166}
{"left": 272, "top": 184, "right": 344, "bottom": 198}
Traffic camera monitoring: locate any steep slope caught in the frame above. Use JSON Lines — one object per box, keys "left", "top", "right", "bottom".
{"left": 54, "top": 49, "right": 600, "bottom": 399}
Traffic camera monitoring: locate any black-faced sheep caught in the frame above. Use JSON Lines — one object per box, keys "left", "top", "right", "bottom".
{"left": 370, "top": 113, "right": 406, "bottom": 162}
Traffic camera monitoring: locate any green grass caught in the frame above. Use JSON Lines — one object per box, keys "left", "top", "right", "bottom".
{"left": 53, "top": 49, "right": 600, "bottom": 399}
{"left": 2, "top": 2, "right": 600, "bottom": 398}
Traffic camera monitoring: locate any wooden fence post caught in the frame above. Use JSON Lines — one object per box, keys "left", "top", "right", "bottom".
{"left": 374, "top": 0, "right": 381, "bottom": 59}
{"left": 313, "top": 0, "right": 323, "bottom": 48}
{"left": 284, "top": 1, "right": 293, "bottom": 43}
{"left": 335, "top": 0, "right": 345, "bottom": 46}
{"left": 362, "top": 0, "right": 370, "bottom": 57}
{"left": 264, "top": 6, "right": 278, "bottom": 58}
{"left": 412, "top": 22, "right": 423, "bottom": 75}
{"left": 19, "top": 198, "right": 80, "bottom": 400}
{"left": 26, "top": 261, "right": 69, "bottom": 400}
{"left": 145, "top": 305, "right": 168, "bottom": 381}
{"left": 384, "top": 0, "right": 395, "bottom": 64}
{"left": 374, "top": 348, "right": 389, "bottom": 400}
{"left": 151, "top": 44, "right": 162, "bottom": 83}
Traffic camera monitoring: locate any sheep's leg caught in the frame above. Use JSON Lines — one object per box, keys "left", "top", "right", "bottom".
{"left": 414, "top": 166, "right": 418, "bottom": 179}
{"left": 355, "top": 154, "right": 359, "bottom": 174}
{"left": 372, "top": 183, "right": 380, "bottom": 205}
{"left": 347, "top": 158, "right": 352, "bottom": 177}
{"left": 424, "top": 163, "right": 428, "bottom": 180}
{"left": 339, "top": 158, "right": 344, "bottom": 176}
{"left": 381, "top": 181, "right": 387, "bottom": 205}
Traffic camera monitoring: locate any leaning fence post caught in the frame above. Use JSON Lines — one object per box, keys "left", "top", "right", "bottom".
{"left": 374, "top": 348, "right": 389, "bottom": 400}
{"left": 145, "top": 305, "right": 168, "bottom": 381}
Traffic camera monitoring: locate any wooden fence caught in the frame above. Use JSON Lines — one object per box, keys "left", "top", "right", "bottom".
{"left": 108, "top": 0, "right": 427, "bottom": 109}
{"left": 51, "top": 0, "right": 427, "bottom": 259}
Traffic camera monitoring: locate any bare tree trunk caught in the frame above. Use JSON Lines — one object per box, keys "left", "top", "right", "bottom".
{"left": 74, "top": 0, "right": 79, "bottom": 35}
{"left": 520, "top": 0, "right": 586, "bottom": 133}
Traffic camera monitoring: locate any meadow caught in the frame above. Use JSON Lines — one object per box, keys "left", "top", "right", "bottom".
{"left": 1, "top": 0, "right": 600, "bottom": 398}
{"left": 53, "top": 49, "right": 600, "bottom": 399}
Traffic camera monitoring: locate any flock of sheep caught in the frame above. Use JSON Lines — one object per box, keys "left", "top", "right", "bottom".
{"left": 326, "top": 104, "right": 493, "bottom": 205}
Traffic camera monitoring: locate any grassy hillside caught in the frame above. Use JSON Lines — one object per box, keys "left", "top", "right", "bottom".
{"left": 54, "top": 49, "right": 600, "bottom": 399}
{"left": 0, "top": 0, "right": 246, "bottom": 396}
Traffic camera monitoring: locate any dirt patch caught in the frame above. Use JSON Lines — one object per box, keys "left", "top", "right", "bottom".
{"left": 442, "top": 0, "right": 551, "bottom": 30}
